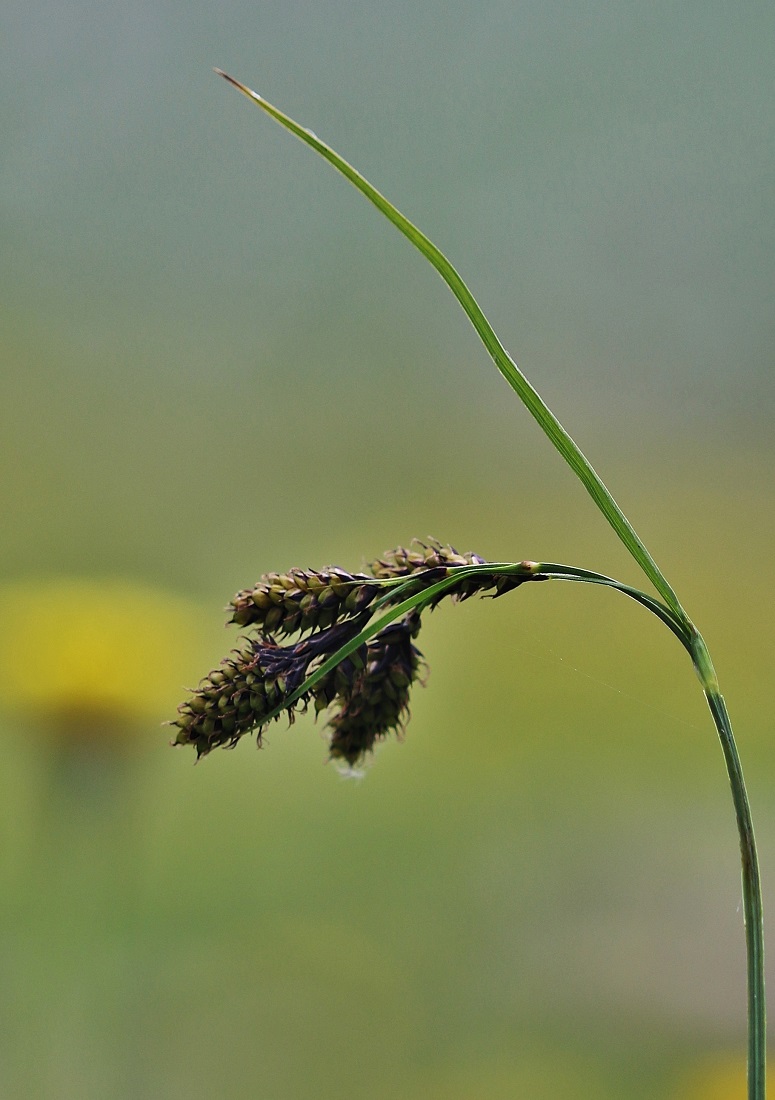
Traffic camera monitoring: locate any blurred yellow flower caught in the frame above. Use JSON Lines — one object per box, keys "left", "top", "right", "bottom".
{"left": 672, "top": 1055, "right": 746, "bottom": 1100}
{"left": 0, "top": 578, "right": 209, "bottom": 744}
{"left": 410, "top": 1052, "right": 610, "bottom": 1099}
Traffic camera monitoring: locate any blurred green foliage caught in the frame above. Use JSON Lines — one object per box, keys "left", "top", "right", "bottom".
{"left": 1, "top": 1, "right": 773, "bottom": 1096}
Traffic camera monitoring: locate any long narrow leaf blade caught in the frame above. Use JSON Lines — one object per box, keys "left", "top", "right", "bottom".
{"left": 216, "top": 69, "right": 688, "bottom": 627}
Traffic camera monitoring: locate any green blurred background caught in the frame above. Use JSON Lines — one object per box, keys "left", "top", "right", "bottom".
{"left": 2, "top": 2, "right": 773, "bottom": 1096}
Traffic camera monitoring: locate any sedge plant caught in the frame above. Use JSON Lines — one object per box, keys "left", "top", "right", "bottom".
{"left": 172, "top": 70, "right": 766, "bottom": 1098}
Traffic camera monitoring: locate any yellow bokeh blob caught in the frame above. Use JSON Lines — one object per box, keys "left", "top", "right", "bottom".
{"left": 0, "top": 578, "right": 209, "bottom": 739}
{"left": 671, "top": 1055, "right": 746, "bottom": 1100}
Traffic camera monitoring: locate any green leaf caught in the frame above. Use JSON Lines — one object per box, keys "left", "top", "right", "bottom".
{"left": 215, "top": 69, "right": 690, "bottom": 629}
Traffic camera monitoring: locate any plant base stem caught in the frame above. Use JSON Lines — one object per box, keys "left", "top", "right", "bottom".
{"left": 693, "top": 634, "right": 766, "bottom": 1100}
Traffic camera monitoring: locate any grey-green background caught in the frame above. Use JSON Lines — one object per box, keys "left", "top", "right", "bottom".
{"left": 2, "top": 2, "right": 773, "bottom": 1096}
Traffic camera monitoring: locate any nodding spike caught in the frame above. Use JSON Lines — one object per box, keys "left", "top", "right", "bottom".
{"left": 176, "top": 542, "right": 534, "bottom": 761}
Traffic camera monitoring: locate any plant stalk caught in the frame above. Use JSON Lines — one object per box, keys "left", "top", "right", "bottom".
{"left": 691, "top": 633, "right": 766, "bottom": 1100}
{"left": 215, "top": 72, "right": 766, "bottom": 1095}
{"left": 213, "top": 68, "right": 688, "bottom": 625}
{"left": 260, "top": 562, "right": 766, "bottom": 1097}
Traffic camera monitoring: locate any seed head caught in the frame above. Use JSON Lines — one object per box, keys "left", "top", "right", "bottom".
{"left": 229, "top": 567, "right": 379, "bottom": 633}
{"left": 326, "top": 611, "right": 424, "bottom": 767}
{"left": 174, "top": 541, "right": 539, "bottom": 764}
{"left": 369, "top": 540, "right": 486, "bottom": 580}
{"left": 172, "top": 641, "right": 275, "bottom": 757}
{"left": 371, "top": 541, "right": 529, "bottom": 604}
{"left": 172, "top": 614, "right": 372, "bottom": 758}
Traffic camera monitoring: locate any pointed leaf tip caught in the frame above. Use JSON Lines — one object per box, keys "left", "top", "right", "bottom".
{"left": 213, "top": 68, "right": 261, "bottom": 102}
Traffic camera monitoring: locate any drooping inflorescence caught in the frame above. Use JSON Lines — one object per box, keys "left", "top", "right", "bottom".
{"left": 324, "top": 611, "right": 424, "bottom": 767}
{"left": 172, "top": 542, "right": 539, "bottom": 766}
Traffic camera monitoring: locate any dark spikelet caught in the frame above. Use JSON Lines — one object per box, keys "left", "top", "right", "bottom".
{"left": 228, "top": 567, "right": 379, "bottom": 634}
{"left": 369, "top": 540, "right": 486, "bottom": 580}
{"left": 172, "top": 615, "right": 370, "bottom": 758}
{"left": 171, "top": 640, "right": 281, "bottom": 758}
{"left": 326, "top": 611, "right": 424, "bottom": 767}
{"left": 173, "top": 541, "right": 540, "bottom": 763}
{"left": 371, "top": 541, "right": 529, "bottom": 605}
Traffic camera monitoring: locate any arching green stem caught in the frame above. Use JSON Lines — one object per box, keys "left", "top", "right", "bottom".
{"left": 214, "top": 69, "right": 687, "bottom": 626}
{"left": 691, "top": 634, "right": 766, "bottom": 1100}
{"left": 259, "top": 562, "right": 765, "bottom": 1097}
{"left": 214, "top": 71, "right": 765, "bottom": 1097}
